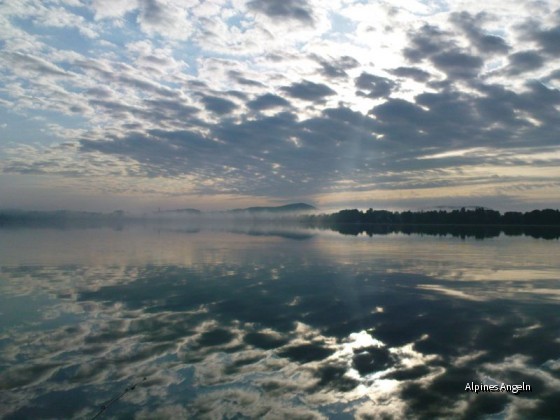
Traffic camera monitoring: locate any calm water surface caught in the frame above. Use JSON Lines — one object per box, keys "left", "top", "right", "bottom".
{"left": 1, "top": 226, "right": 559, "bottom": 419}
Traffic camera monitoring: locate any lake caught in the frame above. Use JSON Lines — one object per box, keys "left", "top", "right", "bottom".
{"left": 1, "top": 225, "right": 559, "bottom": 419}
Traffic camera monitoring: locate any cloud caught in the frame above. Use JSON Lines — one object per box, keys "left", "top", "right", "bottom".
{"left": 5, "top": 52, "right": 70, "bottom": 77}
{"left": 247, "top": 93, "right": 292, "bottom": 110}
{"left": 228, "top": 70, "right": 265, "bottom": 87}
{"left": 430, "top": 51, "right": 483, "bottom": 79}
{"left": 450, "top": 11, "right": 510, "bottom": 55}
{"left": 246, "top": 0, "right": 314, "bottom": 24}
{"left": 403, "top": 24, "right": 454, "bottom": 63}
{"left": 389, "top": 66, "right": 431, "bottom": 82}
{"left": 506, "top": 50, "right": 545, "bottom": 75}
{"left": 280, "top": 80, "right": 336, "bottom": 102}
{"left": 355, "top": 72, "right": 395, "bottom": 98}
{"left": 526, "top": 22, "right": 560, "bottom": 55}
{"left": 91, "top": 0, "right": 137, "bottom": 20}
{"left": 8, "top": 68, "right": 560, "bottom": 203}
{"left": 201, "top": 95, "right": 237, "bottom": 115}
{"left": 2, "top": 0, "right": 560, "bottom": 210}
{"left": 315, "top": 55, "right": 360, "bottom": 79}
{"left": 137, "top": 0, "right": 193, "bottom": 39}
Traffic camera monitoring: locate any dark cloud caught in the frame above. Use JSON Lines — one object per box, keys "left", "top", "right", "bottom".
{"left": 85, "top": 86, "right": 113, "bottom": 99}
{"left": 528, "top": 24, "right": 560, "bottom": 55}
{"left": 355, "top": 72, "right": 395, "bottom": 98}
{"left": 85, "top": 90, "right": 203, "bottom": 128}
{"left": 298, "top": 106, "right": 378, "bottom": 154}
{"left": 473, "top": 91, "right": 517, "bottom": 126}
{"left": 316, "top": 55, "right": 360, "bottom": 79}
{"left": 512, "top": 81, "right": 560, "bottom": 129}
{"left": 280, "top": 80, "right": 336, "bottom": 102}
{"left": 228, "top": 70, "right": 265, "bottom": 87}
{"left": 475, "top": 34, "right": 510, "bottom": 55}
{"left": 76, "top": 106, "right": 371, "bottom": 195}
{"left": 139, "top": 0, "right": 170, "bottom": 25}
{"left": 201, "top": 96, "right": 237, "bottom": 115}
{"left": 430, "top": 51, "right": 483, "bottom": 79}
{"left": 389, "top": 66, "right": 431, "bottom": 82}
{"left": 372, "top": 98, "right": 428, "bottom": 126}
{"left": 143, "top": 98, "right": 200, "bottom": 119}
{"left": 544, "top": 69, "right": 560, "bottom": 81}
{"left": 319, "top": 62, "right": 348, "bottom": 79}
{"left": 88, "top": 98, "right": 139, "bottom": 117}
{"left": 247, "top": 93, "right": 292, "bottom": 110}
{"left": 8, "top": 11, "right": 560, "bottom": 202}
{"left": 246, "top": 0, "right": 314, "bottom": 24}
{"left": 6, "top": 44, "right": 554, "bottom": 198}
{"left": 506, "top": 50, "right": 545, "bottom": 75}
{"left": 337, "top": 56, "right": 360, "bottom": 69}
{"left": 450, "top": 12, "right": 510, "bottom": 55}
{"left": 62, "top": 73, "right": 560, "bottom": 197}
{"left": 403, "top": 21, "right": 501, "bottom": 81}
{"left": 403, "top": 24, "right": 485, "bottom": 83}
{"left": 368, "top": 80, "right": 559, "bottom": 159}
{"left": 403, "top": 24, "right": 454, "bottom": 63}
{"left": 225, "top": 90, "right": 248, "bottom": 100}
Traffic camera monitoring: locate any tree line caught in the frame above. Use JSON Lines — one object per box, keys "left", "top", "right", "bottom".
{"left": 300, "top": 207, "right": 560, "bottom": 239}
{"left": 304, "top": 207, "right": 560, "bottom": 226}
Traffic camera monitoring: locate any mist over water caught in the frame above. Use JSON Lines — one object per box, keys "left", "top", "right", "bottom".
{"left": 1, "top": 225, "right": 559, "bottom": 418}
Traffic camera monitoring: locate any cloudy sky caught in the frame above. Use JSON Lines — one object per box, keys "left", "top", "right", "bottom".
{"left": 1, "top": 0, "right": 560, "bottom": 211}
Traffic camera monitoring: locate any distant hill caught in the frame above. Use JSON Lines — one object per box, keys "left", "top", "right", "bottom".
{"left": 227, "top": 203, "right": 316, "bottom": 213}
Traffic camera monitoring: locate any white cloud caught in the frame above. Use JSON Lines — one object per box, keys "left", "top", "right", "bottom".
{"left": 91, "top": 0, "right": 138, "bottom": 20}
{"left": 137, "top": 0, "right": 195, "bottom": 40}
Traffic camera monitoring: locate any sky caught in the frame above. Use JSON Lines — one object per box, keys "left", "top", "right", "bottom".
{"left": 1, "top": 0, "right": 560, "bottom": 212}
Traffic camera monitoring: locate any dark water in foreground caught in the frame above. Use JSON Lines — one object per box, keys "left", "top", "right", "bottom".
{"left": 1, "top": 226, "right": 559, "bottom": 419}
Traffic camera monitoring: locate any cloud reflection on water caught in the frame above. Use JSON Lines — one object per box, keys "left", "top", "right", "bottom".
{"left": 0, "top": 227, "right": 560, "bottom": 418}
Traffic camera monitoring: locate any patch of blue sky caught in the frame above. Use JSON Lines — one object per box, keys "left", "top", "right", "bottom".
{"left": 0, "top": 107, "right": 87, "bottom": 146}
{"left": 325, "top": 12, "right": 356, "bottom": 41}
{"left": 486, "top": 29, "right": 509, "bottom": 39}
{"left": 330, "top": 11, "right": 355, "bottom": 33}
{"left": 0, "top": 118, "right": 59, "bottom": 150}
{"left": 540, "top": 80, "right": 557, "bottom": 90}
{"left": 61, "top": 2, "right": 95, "bottom": 19}
{"left": 167, "top": 43, "right": 201, "bottom": 77}
{"left": 101, "top": 11, "right": 147, "bottom": 49}
{"left": 91, "top": 12, "right": 201, "bottom": 76}
{"left": 226, "top": 13, "right": 251, "bottom": 31}
{"left": 419, "top": 0, "right": 450, "bottom": 15}
{"left": 12, "top": 17, "right": 94, "bottom": 58}
{"left": 35, "top": 108, "right": 88, "bottom": 129}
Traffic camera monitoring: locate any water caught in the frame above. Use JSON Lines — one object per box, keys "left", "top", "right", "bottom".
{"left": 0, "top": 225, "right": 559, "bottom": 419}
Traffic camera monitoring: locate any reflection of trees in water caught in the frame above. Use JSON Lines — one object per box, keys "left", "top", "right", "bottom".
{"left": 325, "top": 223, "right": 560, "bottom": 239}
{"left": 304, "top": 208, "right": 560, "bottom": 239}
